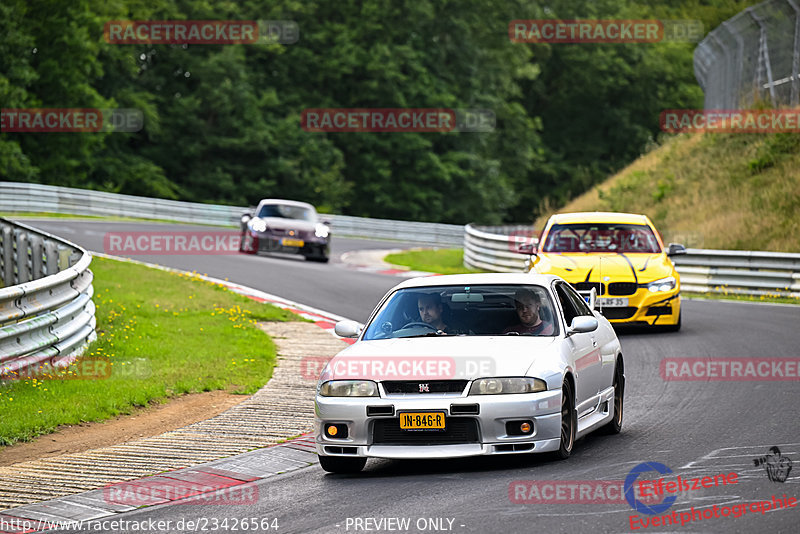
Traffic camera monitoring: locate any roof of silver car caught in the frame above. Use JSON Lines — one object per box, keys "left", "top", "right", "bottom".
{"left": 392, "top": 272, "right": 562, "bottom": 291}
{"left": 256, "top": 199, "right": 316, "bottom": 211}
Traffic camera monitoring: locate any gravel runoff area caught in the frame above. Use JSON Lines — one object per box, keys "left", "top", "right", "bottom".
{"left": 0, "top": 322, "right": 345, "bottom": 511}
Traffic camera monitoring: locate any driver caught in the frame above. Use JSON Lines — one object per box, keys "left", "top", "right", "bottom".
{"left": 503, "top": 288, "right": 554, "bottom": 335}
{"left": 417, "top": 293, "right": 457, "bottom": 333}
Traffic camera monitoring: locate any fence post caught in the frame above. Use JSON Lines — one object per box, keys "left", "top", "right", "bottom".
{"left": 788, "top": 0, "right": 800, "bottom": 107}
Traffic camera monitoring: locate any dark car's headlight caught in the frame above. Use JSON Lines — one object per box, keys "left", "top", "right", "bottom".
{"left": 319, "top": 380, "right": 379, "bottom": 397}
{"left": 469, "top": 377, "right": 547, "bottom": 395}
{"left": 249, "top": 218, "right": 268, "bottom": 232}
{"left": 647, "top": 276, "right": 676, "bottom": 292}
{"left": 315, "top": 223, "right": 330, "bottom": 238}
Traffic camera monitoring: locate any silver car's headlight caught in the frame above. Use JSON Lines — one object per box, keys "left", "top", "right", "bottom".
{"left": 647, "top": 276, "right": 676, "bottom": 292}
{"left": 314, "top": 223, "right": 330, "bottom": 238}
{"left": 249, "top": 218, "right": 268, "bottom": 232}
{"left": 469, "top": 377, "right": 547, "bottom": 395}
{"left": 319, "top": 380, "right": 379, "bottom": 397}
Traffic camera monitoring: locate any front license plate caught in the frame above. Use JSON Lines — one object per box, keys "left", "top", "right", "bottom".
{"left": 597, "top": 297, "right": 629, "bottom": 307}
{"left": 399, "top": 412, "right": 446, "bottom": 430}
{"left": 280, "top": 238, "right": 304, "bottom": 247}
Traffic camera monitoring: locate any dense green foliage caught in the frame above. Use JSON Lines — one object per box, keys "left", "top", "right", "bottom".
{"left": 1, "top": 0, "right": 756, "bottom": 223}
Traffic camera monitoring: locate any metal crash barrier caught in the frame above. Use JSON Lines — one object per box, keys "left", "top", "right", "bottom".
{"left": 0, "top": 217, "right": 96, "bottom": 379}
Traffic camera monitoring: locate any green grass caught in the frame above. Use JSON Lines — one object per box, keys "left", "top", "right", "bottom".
{"left": 0, "top": 256, "right": 298, "bottom": 446}
{"left": 384, "top": 248, "right": 485, "bottom": 275}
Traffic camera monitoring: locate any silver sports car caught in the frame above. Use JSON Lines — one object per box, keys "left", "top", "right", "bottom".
{"left": 314, "top": 273, "right": 625, "bottom": 473}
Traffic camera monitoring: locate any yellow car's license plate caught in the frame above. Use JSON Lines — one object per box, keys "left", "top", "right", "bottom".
{"left": 399, "top": 412, "right": 446, "bottom": 430}
{"left": 281, "top": 238, "right": 304, "bottom": 247}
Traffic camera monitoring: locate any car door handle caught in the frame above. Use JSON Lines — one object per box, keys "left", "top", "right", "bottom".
{"left": 591, "top": 338, "right": 598, "bottom": 347}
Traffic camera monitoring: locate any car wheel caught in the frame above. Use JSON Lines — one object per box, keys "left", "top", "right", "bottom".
{"left": 552, "top": 378, "right": 576, "bottom": 460}
{"left": 601, "top": 360, "right": 624, "bottom": 434}
{"left": 306, "top": 254, "right": 329, "bottom": 263}
{"left": 318, "top": 455, "right": 366, "bottom": 474}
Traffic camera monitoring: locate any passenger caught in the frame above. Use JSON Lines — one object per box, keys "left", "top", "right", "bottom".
{"left": 503, "top": 288, "right": 554, "bottom": 335}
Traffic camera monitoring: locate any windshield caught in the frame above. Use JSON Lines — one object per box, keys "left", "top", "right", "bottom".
{"left": 362, "top": 284, "right": 559, "bottom": 340}
{"left": 257, "top": 204, "right": 315, "bottom": 222}
{"left": 543, "top": 223, "right": 661, "bottom": 253}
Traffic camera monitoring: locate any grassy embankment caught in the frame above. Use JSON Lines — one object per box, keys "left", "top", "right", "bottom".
{"left": 0, "top": 256, "right": 297, "bottom": 446}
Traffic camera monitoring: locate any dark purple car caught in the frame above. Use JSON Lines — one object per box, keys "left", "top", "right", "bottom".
{"left": 239, "top": 199, "right": 330, "bottom": 262}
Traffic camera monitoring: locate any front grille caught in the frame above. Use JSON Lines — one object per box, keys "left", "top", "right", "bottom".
{"left": 607, "top": 282, "right": 638, "bottom": 295}
{"left": 450, "top": 404, "right": 479, "bottom": 415}
{"left": 372, "top": 418, "right": 479, "bottom": 445}
{"left": 382, "top": 380, "right": 468, "bottom": 394}
{"left": 646, "top": 306, "right": 672, "bottom": 316}
{"left": 366, "top": 405, "right": 394, "bottom": 417}
{"left": 574, "top": 282, "right": 604, "bottom": 294}
{"left": 600, "top": 307, "right": 638, "bottom": 320}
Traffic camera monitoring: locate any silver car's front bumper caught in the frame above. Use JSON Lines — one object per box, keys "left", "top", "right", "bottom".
{"left": 315, "top": 390, "right": 563, "bottom": 459}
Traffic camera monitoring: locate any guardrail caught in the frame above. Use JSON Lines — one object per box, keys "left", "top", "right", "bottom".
{"left": 0, "top": 217, "right": 96, "bottom": 379}
{"left": 464, "top": 224, "right": 800, "bottom": 298}
{"left": 463, "top": 224, "right": 537, "bottom": 272}
{"left": 0, "top": 182, "right": 464, "bottom": 246}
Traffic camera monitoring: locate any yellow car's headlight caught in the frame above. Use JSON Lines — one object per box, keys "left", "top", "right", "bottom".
{"left": 647, "top": 276, "right": 676, "bottom": 292}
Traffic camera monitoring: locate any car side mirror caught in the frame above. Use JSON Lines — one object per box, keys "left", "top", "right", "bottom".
{"left": 567, "top": 316, "right": 598, "bottom": 336}
{"left": 667, "top": 243, "right": 687, "bottom": 256}
{"left": 517, "top": 243, "right": 537, "bottom": 255}
{"left": 334, "top": 320, "right": 364, "bottom": 338}
{"left": 240, "top": 213, "right": 252, "bottom": 231}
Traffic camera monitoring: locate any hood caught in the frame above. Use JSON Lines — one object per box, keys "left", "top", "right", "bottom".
{"left": 320, "top": 336, "right": 558, "bottom": 382}
{"left": 255, "top": 217, "right": 317, "bottom": 232}
{"left": 532, "top": 252, "right": 674, "bottom": 284}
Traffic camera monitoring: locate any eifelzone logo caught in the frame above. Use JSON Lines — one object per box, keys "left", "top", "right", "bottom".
{"left": 753, "top": 446, "right": 793, "bottom": 483}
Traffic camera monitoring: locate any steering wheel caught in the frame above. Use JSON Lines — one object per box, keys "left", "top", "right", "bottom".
{"left": 401, "top": 321, "right": 439, "bottom": 332}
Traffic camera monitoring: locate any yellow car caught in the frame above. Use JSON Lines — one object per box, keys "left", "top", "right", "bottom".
{"left": 520, "top": 212, "right": 686, "bottom": 330}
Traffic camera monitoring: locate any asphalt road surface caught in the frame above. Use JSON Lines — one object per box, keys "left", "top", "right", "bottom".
{"left": 18, "top": 219, "right": 800, "bottom": 534}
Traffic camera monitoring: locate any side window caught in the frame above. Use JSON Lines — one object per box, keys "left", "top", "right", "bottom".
{"left": 554, "top": 284, "right": 580, "bottom": 325}
{"left": 564, "top": 284, "right": 594, "bottom": 317}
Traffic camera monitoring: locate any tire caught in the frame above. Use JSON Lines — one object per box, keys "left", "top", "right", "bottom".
{"left": 551, "top": 378, "right": 576, "bottom": 461}
{"left": 318, "top": 455, "right": 366, "bottom": 474}
{"left": 601, "top": 360, "right": 624, "bottom": 435}
{"left": 306, "top": 255, "right": 329, "bottom": 263}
